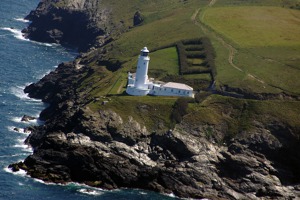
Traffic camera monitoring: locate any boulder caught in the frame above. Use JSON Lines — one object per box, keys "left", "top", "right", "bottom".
{"left": 133, "top": 11, "right": 143, "bottom": 26}
{"left": 21, "top": 115, "right": 36, "bottom": 122}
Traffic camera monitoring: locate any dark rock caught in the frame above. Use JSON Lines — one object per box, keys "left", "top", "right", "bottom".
{"left": 22, "top": 0, "right": 117, "bottom": 52}
{"left": 21, "top": 115, "right": 36, "bottom": 122}
{"left": 8, "top": 163, "right": 20, "bottom": 172}
{"left": 13, "top": 127, "right": 20, "bottom": 132}
{"left": 133, "top": 11, "right": 144, "bottom": 26}
{"left": 46, "top": 29, "right": 63, "bottom": 43}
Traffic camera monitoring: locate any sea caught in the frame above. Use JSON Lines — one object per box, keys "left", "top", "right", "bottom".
{"left": 0, "top": 0, "right": 177, "bottom": 199}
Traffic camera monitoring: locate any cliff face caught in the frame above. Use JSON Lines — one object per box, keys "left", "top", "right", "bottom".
{"left": 10, "top": 0, "right": 300, "bottom": 199}
{"left": 23, "top": 0, "right": 112, "bottom": 51}
{"left": 9, "top": 61, "right": 300, "bottom": 199}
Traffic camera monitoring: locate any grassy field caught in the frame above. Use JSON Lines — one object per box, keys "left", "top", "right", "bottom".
{"left": 88, "top": 95, "right": 178, "bottom": 131}
{"left": 148, "top": 47, "right": 179, "bottom": 78}
{"left": 202, "top": 6, "right": 300, "bottom": 47}
{"left": 108, "top": 1, "right": 206, "bottom": 60}
{"left": 184, "top": 94, "right": 300, "bottom": 140}
{"left": 201, "top": 5, "right": 300, "bottom": 94}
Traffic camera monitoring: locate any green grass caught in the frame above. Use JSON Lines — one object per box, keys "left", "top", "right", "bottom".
{"left": 213, "top": 0, "right": 300, "bottom": 9}
{"left": 202, "top": 6, "right": 300, "bottom": 47}
{"left": 148, "top": 47, "right": 179, "bottom": 78}
{"left": 234, "top": 48, "right": 300, "bottom": 94}
{"left": 109, "top": 4, "right": 205, "bottom": 60}
{"left": 88, "top": 95, "right": 178, "bottom": 131}
{"left": 200, "top": 5, "right": 300, "bottom": 94}
{"left": 184, "top": 95, "right": 300, "bottom": 141}
{"left": 183, "top": 73, "right": 211, "bottom": 81}
{"left": 106, "top": 73, "right": 128, "bottom": 95}
{"left": 187, "top": 58, "right": 205, "bottom": 65}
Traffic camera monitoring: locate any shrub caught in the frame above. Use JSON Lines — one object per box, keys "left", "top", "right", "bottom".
{"left": 171, "top": 97, "right": 190, "bottom": 123}
{"left": 176, "top": 41, "right": 188, "bottom": 75}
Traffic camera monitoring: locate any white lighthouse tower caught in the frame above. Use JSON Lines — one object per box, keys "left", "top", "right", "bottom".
{"left": 126, "top": 47, "right": 153, "bottom": 96}
{"left": 135, "top": 47, "right": 150, "bottom": 89}
{"left": 126, "top": 46, "right": 194, "bottom": 97}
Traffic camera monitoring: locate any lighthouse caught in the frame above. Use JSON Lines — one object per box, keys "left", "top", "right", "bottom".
{"left": 126, "top": 47, "right": 153, "bottom": 96}
{"left": 134, "top": 47, "right": 150, "bottom": 89}
{"left": 126, "top": 46, "right": 194, "bottom": 97}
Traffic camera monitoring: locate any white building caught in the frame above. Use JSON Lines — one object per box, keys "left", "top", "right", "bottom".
{"left": 126, "top": 47, "right": 194, "bottom": 98}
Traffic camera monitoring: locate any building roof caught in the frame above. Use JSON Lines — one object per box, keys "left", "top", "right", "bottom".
{"left": 162, "top": 82, "right": 193, "bottom": 90}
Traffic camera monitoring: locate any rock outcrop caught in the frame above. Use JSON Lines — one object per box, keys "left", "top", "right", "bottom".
{"left": 22, "top": 0, "right": 113, "bottom": 51}
{"left": 133, "top": 11, "right": 144, "bottom": 26}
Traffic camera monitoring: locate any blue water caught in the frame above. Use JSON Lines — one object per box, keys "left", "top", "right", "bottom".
{"left": 0, "top": 1, "right": 177, "bottom": 199}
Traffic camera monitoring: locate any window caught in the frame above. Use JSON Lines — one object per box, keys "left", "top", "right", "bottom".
{"left": 141, "top": 52, "right": 149, "bottom": 56}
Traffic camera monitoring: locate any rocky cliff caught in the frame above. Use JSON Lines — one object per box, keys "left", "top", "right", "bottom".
{"left": 10, "top": 61, "right": 300, "bottom": 199}
{"left": 10, "top": 0, "right": 300, "bottom": 199}
{"left": 22, "top": 0, "right": 114, "bottom": 51}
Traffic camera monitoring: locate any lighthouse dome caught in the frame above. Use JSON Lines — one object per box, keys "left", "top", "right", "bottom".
{"left": 141, "top": 47, "right": 149, "bottom": 52}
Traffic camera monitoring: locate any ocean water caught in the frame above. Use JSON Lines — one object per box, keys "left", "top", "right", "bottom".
{"left": 0, "top": 1, "right": 177, "bottom": 199}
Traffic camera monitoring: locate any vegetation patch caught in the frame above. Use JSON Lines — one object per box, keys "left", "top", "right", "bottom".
{"left": 177, "top": 37, "right": 216, "bottom": 81}
{"left": 202, "top": 6, "right": 300, "bottom": 47}
{"left": 88, "top": 95, "right": 178, "bottom": 131}
{"left": 183, "top": 94, "right": 300, "bottom": 142}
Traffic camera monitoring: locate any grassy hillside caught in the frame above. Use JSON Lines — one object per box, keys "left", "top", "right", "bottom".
{"left": 75, "top": 0, "right": 300, "bottom": 135}
{"left": 203, "top": 7, "right": 300, "bottom": 47}
{"left": 201, "top": 2, "right": 300, "bottom": 94}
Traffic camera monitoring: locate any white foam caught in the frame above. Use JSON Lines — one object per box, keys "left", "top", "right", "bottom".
{"left": 13, "top": 138, "right": 32, "bottom": 153}
{"left": 7, "top": 126, "right": 17, "bottom": 132}
{"left": 0, "top": 27, "right": 28, "bottom": 41}
{"left": 32, "top": 178, "right": 49, "bottom": 185}
{"left": 11, "top": 117, "right": 40, "bottom": 124}
{"left": 10, "top": 85, "right": 30, "bottom": 100}
{"left": 18, "top": 182, "right": 25, "bottom": 186}
{"left": 78, "top": 188, "right": 103, "bottom": 196}
{"left": 40, "top": 43, "right": 54, "bottom": 47}
{"left": 1, "top": 27, "right": 56, "bottom": 46}
{"left": 13, "top": 143, "right": 32, "bottom": 152}
{"left": 165, "top": 193, "right": 177, "bottom": 198}
{"left": 7, "top": 126, "right": 31, "bottom": 135}
{"left": 10, "top": 85, "right": 43, "bottom": 103}
{"left": 139, "top": 191, "right": 147, "bottom": 195}
{"left": 11, "top": 116, "right": 23, "bottom": 123}
{"left": 14, "top": 18, "right": 30, "bottom": 23}
{"left": 4, "top": 166, "right": 27, "bottom": 177}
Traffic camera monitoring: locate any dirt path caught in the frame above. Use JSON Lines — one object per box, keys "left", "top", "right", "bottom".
{"left": 117, "top": 81, "right": 124, "bottom": 94}
{"left": 209, "top": 0, "right": 217, "bottom": 7}
{"left": 191, "top": 0, "right": 265, "bottom": 84}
